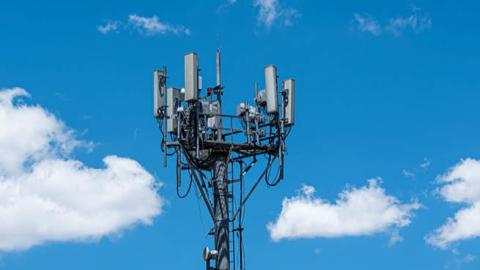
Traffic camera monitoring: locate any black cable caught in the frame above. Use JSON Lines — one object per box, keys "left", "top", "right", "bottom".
{"left": 264, "top": 155, "right": 282, "bottom": 187}
{"left": 176, "top": 174, "right": 193, "bottom": 199}
{"left": 179, "top": 143, "right": 213, "bottom": 200}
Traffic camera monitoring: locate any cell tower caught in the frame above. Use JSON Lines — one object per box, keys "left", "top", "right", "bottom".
{"left": 153, "top": 50, "right": 295, "bottom": 270}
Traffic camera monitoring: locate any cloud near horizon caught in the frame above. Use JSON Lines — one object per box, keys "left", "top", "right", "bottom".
{"left": 268, "top": 179, "right": 420, "bottom": 242}
{"left": 0, "top": 88, "right": 163, "bottom": 251}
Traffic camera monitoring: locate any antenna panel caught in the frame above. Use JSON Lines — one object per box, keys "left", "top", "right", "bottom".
{"left": 184, "top": 53, "right": 198, "bottom": 101}
{"left": 264, "top": 65, "right": 278, "bottom": 113}
{"left": 167, "top": 87, "right": 180, "bottom": 133}
{"left": 153, "top": 70, "right": 166, "bottom": 118}
{"left": 283, "top": 79, "right": 295, "bottom": 126}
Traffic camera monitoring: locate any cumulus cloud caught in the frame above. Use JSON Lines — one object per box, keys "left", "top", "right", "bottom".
{"left": 353, "top": 6, "right": 431, "bottom": 36}
{"left": 97, "top": 15, "right": 191, "bottom": 36}
{"left": 0, "top": 88, "right": 163, "bottom": 251}
{"left": 427, "top": 159, "right": 480, "bottom": 248}
{"left": 254, "top": 0, "right": 300, "bottom": 28}
{"left": 268, "top": 179, "right": 420, "bottom": 242}
{"left": 353, "top": 13, "right": 382, "bottom": 36}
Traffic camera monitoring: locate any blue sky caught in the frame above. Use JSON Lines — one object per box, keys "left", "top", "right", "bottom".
{"left": 1, "top": 0, "right": 480, "bottom": 269}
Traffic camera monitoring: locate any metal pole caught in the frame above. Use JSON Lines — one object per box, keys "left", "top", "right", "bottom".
{"left": 239, "top": 161, "right": 244, "bottom": 270}
{"left": 216, "top": 49, "right": 223, "bottom": 142}
{"left": 216, "top": 49, "right": 221, "bottom": 87}
{"left": 213, "top": 159, "right": 230, "bottom": 270}
{"left": 196, "top": 100, "right": 200, "bottom": 158}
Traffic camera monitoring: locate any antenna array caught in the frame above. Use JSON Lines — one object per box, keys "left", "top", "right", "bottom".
{"left": 153, "top": 50, "right": 295, "bottom": 270}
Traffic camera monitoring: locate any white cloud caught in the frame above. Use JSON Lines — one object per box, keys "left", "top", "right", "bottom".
{"left": 353, "top": 13, "right": 382, "bottom": 36}
{"left": 353, "top": 6, "right": 431, "bottom": 36}
{"left": 437, "top": 159, "right": 480, "bottom": 204}
{"left": 254, "top": 0, "right": 300, "bottom": 28}
{"left": 386, "top": 7, "right": 432, "bottom": 36}
{"left": 217, "top": 0, "right": 237, "bottom": 10}
{"left": 97, "top": 21, "right": 120, "bottom": 34}
{"left": 254, "top": 0, "right": 277, "bottom": 27}
{"left": 401, "top": 158, "right": 432, "bottom": 179}
{"left": 388, "top": 230, "right": 404, "bottom": 246}
{"left": 128, "top": 14, "right": 191, "bottom": 36}
{"left": 268, "top": 179, "right": 420, "bottom": 241}
{"left": 402, "top": 169, "right": 415, "bottom": 178}
{"left": 445, "top": 254, "right": 476, "bottom": 269}
{"left": 0, "top": 88, "right": 163, "bottom": 251}
{"left": 420, "top": 158, "right": 432, "bottom": 169}
{"left": 281, "top": 8, "right": 300, "bottom": 27}
{"left": 97, "top": 15, "right": 191, "bottom": 36}
{"left": 0, "top": 88, "right": 84, "bottom": 175}
{"left": 427, "top": 159, "right": 480, "bottom": 248}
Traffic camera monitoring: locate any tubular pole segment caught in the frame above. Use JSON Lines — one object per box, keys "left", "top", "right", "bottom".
{"left": 213, "top": 159, "right": 229, "bottom": 270}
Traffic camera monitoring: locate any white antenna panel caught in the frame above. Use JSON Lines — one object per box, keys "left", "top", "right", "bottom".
{"left": 167, "top": 87, "right": 180, "bottom": 133}
{"left": 184, "top": 53, "right": 198, "bottom": 101}
{"left": 153, "top": 70, "right": 166, "bottom": 118}
{"left": 283, "top": 79, "right": 295, "bottom": 126}
{"left": 264, "top": 65, "right": 278, "bottom": 113}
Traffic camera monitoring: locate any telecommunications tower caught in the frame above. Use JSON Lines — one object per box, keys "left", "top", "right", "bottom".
{"left": 153, "top": 50, "right": 295, "bottom": 270}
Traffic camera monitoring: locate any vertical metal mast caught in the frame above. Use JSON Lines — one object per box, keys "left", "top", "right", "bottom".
{"left": 213, "top": 49, "right": 229, "bottom": 270}
{"left": 153, "top": 50, "right": 295, "bottom": 270}
{"left": 216, "top": 49, "right": 221, "bottom": 87}
{"left": 213, "top": 158, "right": 229, "bottom": 270}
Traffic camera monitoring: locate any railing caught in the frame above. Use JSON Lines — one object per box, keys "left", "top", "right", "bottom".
{"left": 199, "top": 113, "right": 278, "bottom": 149}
